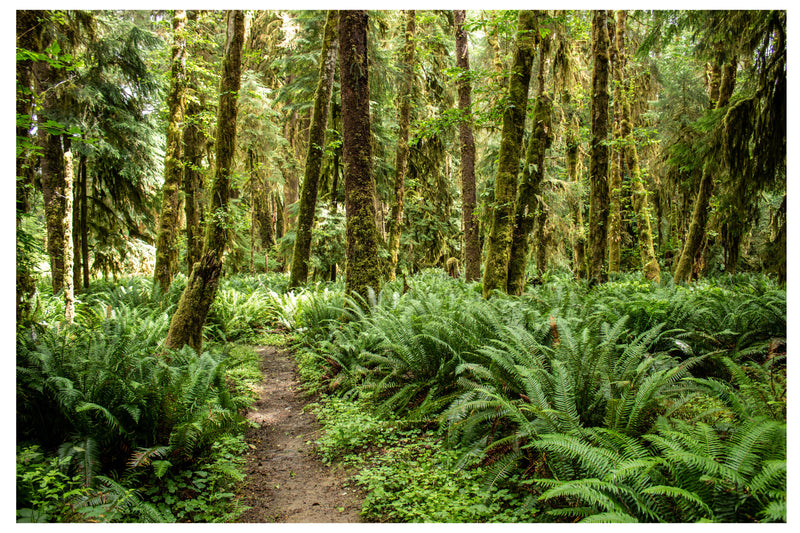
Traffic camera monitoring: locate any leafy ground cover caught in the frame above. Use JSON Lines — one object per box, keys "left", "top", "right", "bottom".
{"left": 17, "top": 270, "right": 786, "bottom": 522}
{"left": 288, "top": 270, "right": 786, "bottom": 523}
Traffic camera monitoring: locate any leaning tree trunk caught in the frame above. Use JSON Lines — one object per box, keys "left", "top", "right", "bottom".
{"left": 386, "top": 9, "right": 416, "bottom": 281}
{"left": 154, "top": 10, "right": 187, "bottom": 295}
{"left": 289, "top": 10, "right": 339, "bottom": 287}
{"left": 339, "top": 10, "right": 382, "bottom": 302}
{"left": 481, "top": 10, "right": 538, "bottom": 298}
{"left": 454, "top": 10, "right": 480, "bottom": 282}
{"left": 674, "top": 51, "right": 735, "bottom": 284}
{"left": 165, "top": 10, "right": 245, "bottom": 352}
{"left": 615, "top": 11, "right": 660, "bottom": 282}
{"left": 587, "top": 9, "right": 611, "bottom": 286}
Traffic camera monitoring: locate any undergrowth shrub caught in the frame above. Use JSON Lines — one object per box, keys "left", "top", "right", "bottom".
{"left": 290, "top": 270, "right": 785, "bottom": 523}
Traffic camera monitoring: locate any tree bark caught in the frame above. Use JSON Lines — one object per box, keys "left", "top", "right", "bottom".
{"left": 63, "top": 150, "right": 75, "bottom": 324}
{"left": 154, "top": 10, "right": 187, "bottom": 294}
{"left": 615, "top": 11, "right": 661, "bottom": 282}
{"left": 339, "top": 10, "right": 382, "bottom": 302}
{"left": 166, "top": 10, "right": 244, "bottom": 352}
{"left": 72, "top": 154, "right": 83, "bottom": 293}
{"left": 588, "top": 10, "right": 611, "bottom": 285}
{"left": 674, "top": 50, "right": 735, "bottom": 284}
{"left": 454, "top": 10, "right": 480, "bottom": 282}
{"left": 183, "top": 10, "right": 206, "bottom": 276}
{"left": 607, "top": 12, "right": 622, "bottom": 274}
{"left": 507, "top": 81, "right": 552, "bottom": 294}
{"left": 80, "top": 154, "right": 89, "bottom": 289}
{"left": 34, "top": 58, "right": 67, "bottom": 294}
{"left": 289, "top": 10, "right": 339, "bottom": 287}
{"left": 482, "top": 10, "right": 537, "bottom": 298}
{"left": 386, "top": 10, "right": 416, "bottom": 281}
{"left": 673, "top": 168, "right": 713, "bottom": 284}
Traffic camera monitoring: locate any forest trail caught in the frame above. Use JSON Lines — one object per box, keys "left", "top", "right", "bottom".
{"left": 237, "top": 345, "right": 363, "bottom": 523}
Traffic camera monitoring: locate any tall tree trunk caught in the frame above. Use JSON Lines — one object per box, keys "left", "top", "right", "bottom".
{"left": 674, "top": 51, "right": 734, "bottom": 284}
{"left": 72, "top": 154, "right": 83, "bottom": 293}
{"left": 615, "top": 11, "right": 661, "bottom": 282}
{"left": 34, "top": 56, "right": 68, "bottom": 294}
{"left": 507, "top": 78, "right": 552, "bottom": 293}
{"left": 289, "top": 10, "right": 339, "bottom": 287}
{"left": 386, "top": 9, "right": 416, "bottom": 281}
{"left": 80, "top": 155, "right": 89, "bottom": 289}
{"left": 16, "top": 11, "right": 39, "bottom": 322}
{"left": 166, "top": 10, "right": 244, "bottom": 352}
{"left": 339, "top": 10, "right": 382, "bottom": 301}
{"left": 154, "top": 10, "right": 187, "bottom": 294}
{"left": 63, "top": 150, "right": 75, "bottom": 324}
{"left": 183, "top": 10, "right": 206, "bottom": 276}
{"left": 588, "top": 9, "right": 611, "bottom": 285}
{"left": 607, "top": 11, "right": 622, "bottom": 274}
{"left": 566, "top": 110, "right": 586, "bottom": 279}
{"left": 481, "top": 10, "right": 537, "bottom": 298}
{"left": 673, "top": 168, "right": 713, "bottom": 284}
{"left": 454, "top": 10, "right": 480, "bottom": 282}
{"left": 508, "top": 23, "right": 553, "bottom": 294}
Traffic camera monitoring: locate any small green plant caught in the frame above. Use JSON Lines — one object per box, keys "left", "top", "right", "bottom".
{"left": 16, "top": 446, "right": 89, "bottom": 522}
{"left": 355, "top": 432, "right": 538, "bottom": 523}
{"left": 310, "top": 395, "right": 395, "bottom": 464}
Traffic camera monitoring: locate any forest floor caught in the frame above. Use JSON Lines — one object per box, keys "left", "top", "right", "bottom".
{"left": 236, "top": 345, "right": 363, "bottom": 523}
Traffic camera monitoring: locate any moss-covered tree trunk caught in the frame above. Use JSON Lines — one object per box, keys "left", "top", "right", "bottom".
{"left": 154, "top": 10, "right": 187, "bottom": 295}
{"left": 386, "top": 10, "right": 416, "bottom": 281}
{"left": 183, "top": 11, "right": 206, "bottom": 276}
{"left": 481, "top": 10, "right": 537, "bottom": 298}
{"left": 673, "top": 167, "right": 713, "bottom": 284}
{"left": 165, "top": 10, "right": 244, "bottom": 352}
{"left": 508, "top": 38, "right": 553, "bottom": 294}
{"left": 289, "top": 10, "right": 339, "bottom": 288}
{"left": 615, "top": 11, "right": 661, "bottom": 282}
{"left": 339, "top": 10, "right": 382, "bottom": 301}
{"left": 587, "top": 9, "right": 611, "bottom": 285}
{"left": 607, "top": 12, "right": 622, "bottom": 274}
{"left": 454, "top": 10, "right": 480, "bottom": 282}
{"left": 674, "top": 49, "right": 737, "bottom": 284}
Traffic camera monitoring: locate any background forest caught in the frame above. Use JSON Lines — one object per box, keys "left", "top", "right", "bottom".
{"left": 15, "top": 8, "right": 786, "bottom": 523}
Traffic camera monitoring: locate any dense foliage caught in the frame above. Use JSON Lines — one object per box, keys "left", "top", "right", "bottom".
{"left": 17, "top": 8, "right": 785, "bottom": 525}
{"left": 287, "top": 270, "right": 786, "bottom": 522}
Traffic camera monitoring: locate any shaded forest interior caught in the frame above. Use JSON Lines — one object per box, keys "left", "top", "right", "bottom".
{"left": 16, "top": 9, "right": 786, "bottom": 524}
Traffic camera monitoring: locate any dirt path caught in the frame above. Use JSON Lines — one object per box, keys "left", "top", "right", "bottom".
{"left": 237, "top": 345, "right": 363, "bottom": 523}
